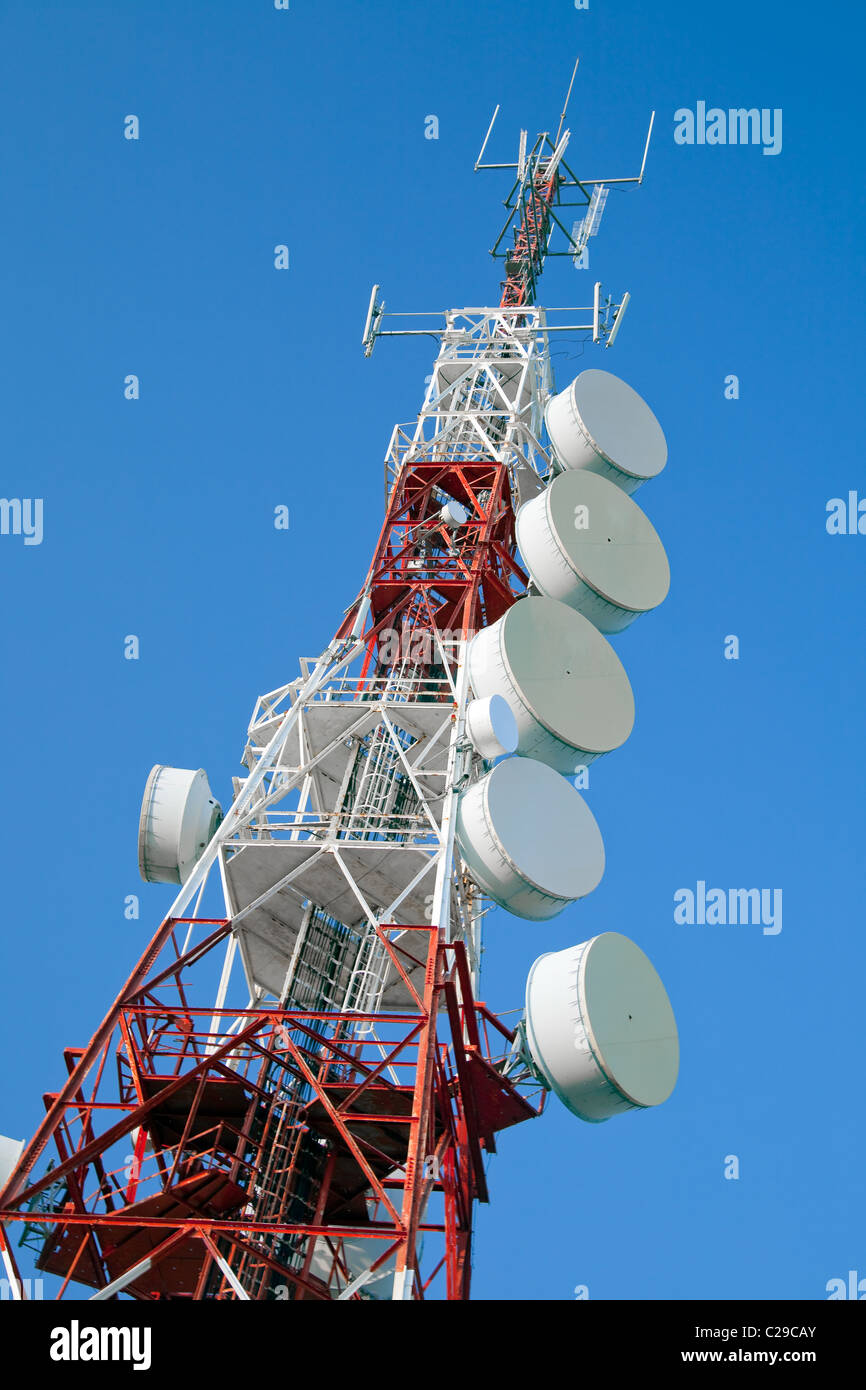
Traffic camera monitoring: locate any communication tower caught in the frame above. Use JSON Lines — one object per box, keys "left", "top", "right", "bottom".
{"left": 0, "top": 65, "right": 678, "bottom": 1301}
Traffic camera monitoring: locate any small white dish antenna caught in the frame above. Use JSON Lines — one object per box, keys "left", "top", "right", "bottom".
{"left": 466, "top": 694, "right": 518, "bottom": 760}
{"left": 440, "top": 500, "right": 468, "bottom": 528}
{"left": 0, "top": 1134, "right": 25, "bottom": 1190}
{"left": 138, "top": 765, "right": 222, "bottom": 886}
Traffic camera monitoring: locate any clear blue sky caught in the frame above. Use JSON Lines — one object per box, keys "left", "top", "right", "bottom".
{"left": 1, "top": 0, "right": 863, "bottom": 1300}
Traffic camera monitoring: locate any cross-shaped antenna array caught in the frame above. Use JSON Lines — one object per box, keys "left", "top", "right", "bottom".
{"left": 360, "top": 61, "right": 649, "bottom": 354}
{"left": 474, "top": 58, "right": 654, "bottom": 308}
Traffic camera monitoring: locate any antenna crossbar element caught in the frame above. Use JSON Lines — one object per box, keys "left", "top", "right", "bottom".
{"left": 571, "top": 110, "right": 656, "bottom": 187}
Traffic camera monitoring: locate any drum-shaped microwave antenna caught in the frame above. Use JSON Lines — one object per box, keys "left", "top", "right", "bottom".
{"left": 545, "top": 368, "right": 667, "bottom": 493}
{"left": 455, "top": 756, "right": 605, "bottom": 920}
{"left": 516, "top": 469, "right": 670, "bottom": 633}
{"left": 138, "top": 765, "right": 222, "bottom": 886}
{"left": 440, "top": 499, "right": 468, "bottom": 528}
{"left": 524, "top": 932, "right": 679, "bottom": 1122}
{"left": 465, "top": 694, "right": 518, "bottom": 760}
{"left": 0, "top": 1133, "right": 24, "bottom": 1191}
{"left": 468, "top": 595, "right": 634, "bottom": 773}
{"left": 309, "top": 1235, "right": 398, "bottom": 1299}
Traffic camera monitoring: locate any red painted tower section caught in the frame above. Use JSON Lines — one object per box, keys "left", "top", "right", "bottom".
{"left": 0, "top": 134, "right": 568, "bottom": 1305}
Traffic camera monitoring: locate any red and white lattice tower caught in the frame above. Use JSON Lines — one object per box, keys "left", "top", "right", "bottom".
{"left": 0, "top": 79, "right": 665, "bottom": 1301}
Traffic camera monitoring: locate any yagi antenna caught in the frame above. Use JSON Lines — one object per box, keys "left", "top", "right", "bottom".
{"left": 572, "top": 185, "right": 609, "bottom": 260}
{"left": 585, "top": 184, "right": 609, "bottom": 236}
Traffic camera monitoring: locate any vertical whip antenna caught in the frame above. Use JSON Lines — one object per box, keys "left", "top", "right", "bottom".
{"left": 554, "top": 55, "right": 580, "bottom": 147}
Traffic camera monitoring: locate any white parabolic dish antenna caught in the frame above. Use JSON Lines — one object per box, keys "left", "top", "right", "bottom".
{"left": 465, "top": 693, "right": 519, "bottom": 761}
{"left": 138, "top": 765, "right": 222, "bottom": 886}
{"left": 516, "top": 469, "right": 670, "bottom": 633}
{"left": 545, "top": 369, "right": 667, "bottom": 493}
{"left": 468, "top": 596, "right": 634, "bottom": 772}
{"left": 309, "top": 1235, "right": 398, "bottom": 1299}
{"left": 525, "top": 932, "right": 679, "bottom": 1122}
{"left": 0, "top": 1134, "right": 24, "bottom": 1191}
{"left": 455, "top": 756, "right": 605, "bottom": 920}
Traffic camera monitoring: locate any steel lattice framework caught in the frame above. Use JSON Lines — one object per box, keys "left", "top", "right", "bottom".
{"left": 0, "top": 80, "right": 652, "bottom": 1300}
